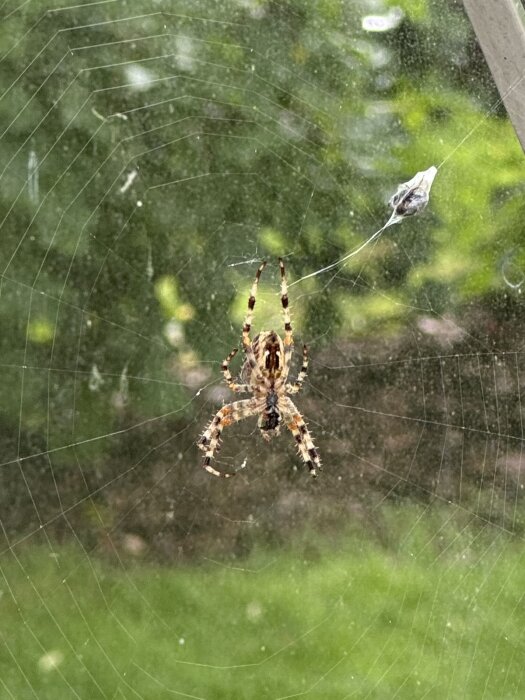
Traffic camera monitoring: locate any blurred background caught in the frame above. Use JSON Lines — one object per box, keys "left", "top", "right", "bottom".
{"left": 0, "top": 0, "right": 524, "bottom": 697}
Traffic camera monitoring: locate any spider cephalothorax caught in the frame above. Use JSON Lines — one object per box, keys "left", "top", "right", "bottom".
{"left": 198, "top": 259, "right": 321, "bottom": 478}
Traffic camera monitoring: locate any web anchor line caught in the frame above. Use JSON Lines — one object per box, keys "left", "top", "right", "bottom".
{"left": 290, "top": 165, "right": 438, "bottom": 287}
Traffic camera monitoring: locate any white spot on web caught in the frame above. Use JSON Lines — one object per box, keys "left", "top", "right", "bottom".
{"left": 119, "top": 364, "right": 129, "bottom": 400}
{"left": 175, "top": 36, "right": 196, "bottom": 71}
{"left": 236, "top": 0, "right": 266, "bottom": 18}
{"left": 246, "top": 601, "right": 263, "bottom": 621}
{"left": 88, "top": 364, "right": 104, "bottom": 391}
{"left": 124, "top": 64, "right": 155, "bottom": 92}
{"left": 27, "top": 148, "right": 39, "bottom": 204}
{"left": 146, "top": 243, "right": 154, "bottom": 281}
{"left": 122, "top": 533, "right": 146, "bottom": 556}
{"left": 356, "top": 41, "right": 391, "bottom": 69}
{"left": 501, "top": 252, "right": 525, "bottom": 290}
{"left": 92, "top": 107, "right": 128, "bottom": 122}
{"left": 37, "top": 650, "right": 64, "bottom": 672}
{"left": 112, "top": 363, "right": 129, "bottom": 411}
{"left": 119, "top": 168, "right": 138, "bottom": 194}
{"left": 164, "top": 320, "right": 184, "bottom": 347}
{"left": 228, "top": 257, "right": 261, "bottom": 267}
{"left": 178, "top": 637, "right": 185, "bottom": 646}
{"left": 362, "top": 8, "right": 404, "bottom": 32}
{"left": 417, "top": 316, "right": 465, "bottom": 345}
{"left": 278, "top": 110, "right": 305, "bottom": 141}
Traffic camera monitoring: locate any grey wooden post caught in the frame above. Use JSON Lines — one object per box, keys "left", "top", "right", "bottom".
{"left": 462, "top": 0, "right": 525, "bottom": 152}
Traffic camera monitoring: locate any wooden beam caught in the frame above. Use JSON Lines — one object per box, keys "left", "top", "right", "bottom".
{"left": 462, "top": 0, "right": 525, "bottom": 152}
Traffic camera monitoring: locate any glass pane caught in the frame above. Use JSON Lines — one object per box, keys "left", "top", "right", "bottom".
{"left": 0, "top": 1, "right": 523, "bottom": 697}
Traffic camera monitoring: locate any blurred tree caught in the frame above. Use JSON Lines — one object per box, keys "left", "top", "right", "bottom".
{"left": 0, "top": 0, "right": 522, "bottom": 466}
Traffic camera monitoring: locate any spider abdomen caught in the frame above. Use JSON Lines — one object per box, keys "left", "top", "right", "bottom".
{"left": 261, "top": 391, "right": 281, "bottom": 431}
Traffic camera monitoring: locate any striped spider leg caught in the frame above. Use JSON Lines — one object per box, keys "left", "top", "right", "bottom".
{"left": 282, "top": 396, "right": 322, "bottom": 477}
{"left": 198, "top": 398, "right": 260, "bottom": 477}
{"left": 278, "top": 258, "right": 309, "bottom": 394}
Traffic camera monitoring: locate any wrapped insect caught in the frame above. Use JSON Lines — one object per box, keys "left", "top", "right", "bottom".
{"left": 389, "top": 165, "right": 437, "bottom": 220}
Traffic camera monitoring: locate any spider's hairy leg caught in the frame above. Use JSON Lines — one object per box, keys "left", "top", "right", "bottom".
{"left": 286, "top": 344, "right": 308, "bottom": 395}
{"left": 242, "top": 260, "right": 267, "bottom": 352}
{"left": 282, "top": 397, "right": 321, "bottom": 477}
{"left": 279, "top": 257, "right": 294, "bottom": 381}
{"left": 198, "top": 398, "right": 259, "bottom": 477}
{"left": 222, "top": 348, "right": 250, "bottom": 392}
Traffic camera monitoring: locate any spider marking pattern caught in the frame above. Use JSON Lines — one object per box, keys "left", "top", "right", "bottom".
{"left": 198, "top": 259, "right": 321, "bottom": 478}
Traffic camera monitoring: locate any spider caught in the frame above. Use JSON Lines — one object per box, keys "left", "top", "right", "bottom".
{"left": 198, "top": 258, "right": 321, "bottom": 478}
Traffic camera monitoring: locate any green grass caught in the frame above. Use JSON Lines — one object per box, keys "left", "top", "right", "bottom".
{"left": 1, "top": 506, "right": 525, "bottom": 699}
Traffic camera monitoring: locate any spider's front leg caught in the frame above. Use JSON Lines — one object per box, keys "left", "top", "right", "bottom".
{"left": 242, "top": 260, "right": 266, "bottom": 352}
{"left": 198, "top": 398, "right": 258, "bottom": 477}
{"left": 240, "top": 261, "right": 267, "bottom": 383}
{"left": 279, "top": 258, "right": 294, "bottom": 373}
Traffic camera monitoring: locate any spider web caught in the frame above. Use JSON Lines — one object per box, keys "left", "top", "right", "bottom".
{"left": 1, "top": 1, "right": 525, "bottom": 698}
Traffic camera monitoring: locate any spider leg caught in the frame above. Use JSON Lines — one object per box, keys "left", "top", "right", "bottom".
{"left": 198, "top": 398, "right": 259, "bottom": 477}
{"left": 286, "top": 344, "right": 308, "bottom": 395}
{"left": 243, "top": 260, "right": 267, "bottom": 352}
{"left": 222, "top": 348, "right": 250, "bottom": 392}
{"left": 279, "top": 257, "right": 294, "bottom": 382}
{"left": 282, "top": 396, "right": 321, "bottom": 477}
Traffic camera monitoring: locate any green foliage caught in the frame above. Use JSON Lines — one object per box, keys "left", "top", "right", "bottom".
{"left": 0, "top": 0, "right": 523, "bottom": 458}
